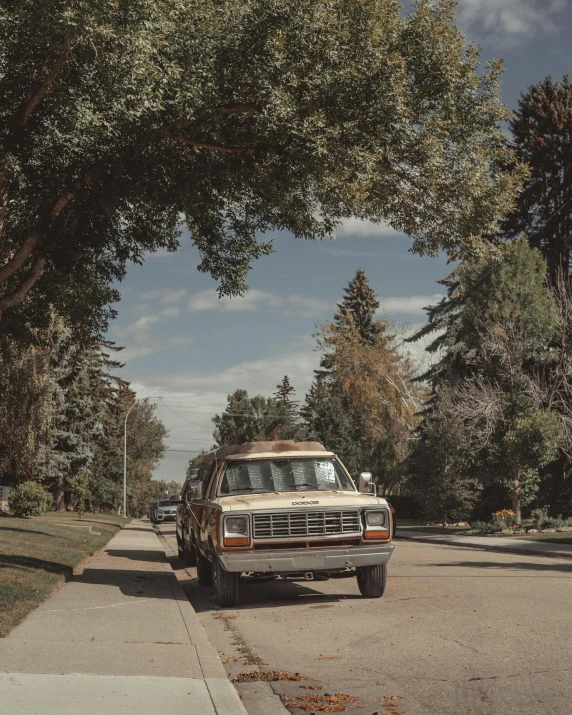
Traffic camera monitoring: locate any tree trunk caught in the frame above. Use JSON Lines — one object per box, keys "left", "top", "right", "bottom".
{"left": 512, "top": 467, "right": 521, "bottom": 525}
{"left": 55, "top": 487, "right": 65, "bottom": 512}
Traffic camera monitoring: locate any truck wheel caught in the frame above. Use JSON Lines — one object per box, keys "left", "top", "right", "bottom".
{"left": 181, "top": 536, "right": 197, "bottom": 567}
{"left": 356, "top": 564, "right": 387, "bottom": 598}
{"left": 197, "top": 550, "right": 213, "bottom": 587}
{"left": 212, "top": 556, "right": 238, "bottom": 608}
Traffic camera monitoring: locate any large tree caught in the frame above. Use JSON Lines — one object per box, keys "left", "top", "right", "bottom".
{"left": 0, "top": 333, "right": 53, "bottom": 485}
{"left": 411, "top": 239, "right": 563, "bottom": 523}
{"left": 503, "top": 76, "right": 572, "bottom": 282}
{"left": 0, "top": 0, "right": 523, "bottom": 332}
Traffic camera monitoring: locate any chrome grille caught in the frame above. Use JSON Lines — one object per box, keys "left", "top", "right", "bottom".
{"left": 253, "top": 510, "right": 361, "bottom": 540}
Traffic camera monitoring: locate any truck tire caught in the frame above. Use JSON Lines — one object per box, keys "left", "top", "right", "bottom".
{"left": 356, "top": 564, "right": 387, "bottom": 598}
{"left": 212, "top": 556, "right": 239, "bottom": 608}
{"left": 197, "top": 550, "right": 213, "bottom": 587}
{"left": 181, "top": 536, "right": 197, "bottom": 567}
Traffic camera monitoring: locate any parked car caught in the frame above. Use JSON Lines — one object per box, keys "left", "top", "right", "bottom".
{"left": 151, "top": 498, "right": 178, "bottom": 524}
{"left": 176, "top": 440, "right": 394, "bottom": 607}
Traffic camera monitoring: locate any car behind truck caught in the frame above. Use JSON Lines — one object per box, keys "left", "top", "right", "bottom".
{"left": 175, "top": 440, "right": 394, "bottom": 607}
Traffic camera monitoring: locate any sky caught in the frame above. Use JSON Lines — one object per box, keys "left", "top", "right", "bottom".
{"left": 106, "top": 0, "right": 572, "bottom": 482}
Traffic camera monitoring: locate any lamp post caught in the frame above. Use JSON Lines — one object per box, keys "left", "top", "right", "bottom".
{"left": 123, "top": 402, "right": 136, "bottom": 517}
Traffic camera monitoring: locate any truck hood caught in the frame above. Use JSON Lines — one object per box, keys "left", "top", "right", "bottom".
{"left": 215, "top": 491, "right": 389, "bottom": 512}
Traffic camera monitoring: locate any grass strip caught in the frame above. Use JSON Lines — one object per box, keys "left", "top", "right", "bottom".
{"left": 0, "top": 511, "right": 129, "bottom": 637}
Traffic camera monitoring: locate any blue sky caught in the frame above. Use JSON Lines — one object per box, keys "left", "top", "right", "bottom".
{"left": 107, "top": 0, "right": 572, "bottom": 482}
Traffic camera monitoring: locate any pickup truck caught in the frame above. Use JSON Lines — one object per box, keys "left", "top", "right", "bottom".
{"left": 175, "top": 440, "right": 394, "bottom": 607}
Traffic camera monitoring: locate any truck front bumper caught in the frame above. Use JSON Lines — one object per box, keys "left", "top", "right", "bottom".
{"left": 218, "top": 543, "right": 394, "bottom": 574}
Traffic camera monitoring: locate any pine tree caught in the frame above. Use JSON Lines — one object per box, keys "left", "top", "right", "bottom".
{"left": 274, "top": 376, "right": 299, "bottom": 418}
{"left": 334, "top": 269, "right": 381, "bottom": 345}
{"left": 503, "top": 76, "right": 572, "bottom": 282}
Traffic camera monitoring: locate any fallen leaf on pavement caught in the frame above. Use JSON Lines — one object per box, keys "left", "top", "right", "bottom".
{"left": 231, "top": 669, "right": 310, "bottom": 682}
{"left": 283, "top": 693, "right": 358, "bottom": 712}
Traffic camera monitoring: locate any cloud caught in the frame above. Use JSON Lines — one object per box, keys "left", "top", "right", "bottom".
{"left": 111, "top": 305, "right": 190, "bottom": 362}
{"left": 377, "top": 293, "right": 444, "bottom": 317}
{"left": 187, "top": 289, "right": 333, "bottom": 318}
{"left": 456, "top": 0, "right": 567, "bottom": 39}
{"left": 139, "top": 289, "right": 188, "bottom": 305}
{"left": 336, "top": 218, "right": 402, "bottom": 239}
{"left": 130, "top": 347, "right": 321, "bottom": 479}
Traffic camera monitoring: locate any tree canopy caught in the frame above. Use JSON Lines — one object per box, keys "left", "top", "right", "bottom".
{"left": 503, "top": 76, "right": 572, "bottom": 282}
{"left": 1, "top": 0, "right": 523, "bottom": 332}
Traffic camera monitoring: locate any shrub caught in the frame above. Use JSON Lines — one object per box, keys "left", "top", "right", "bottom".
{"left": 469, "top": 521, "right": 489, "bottom": 534}
{"left": 492, "top": 509, "right": 517, "bottom": 527}
{"left": 530, "top": 508, "right": 547, "bottom": 531}
{"left": 9, "top": 482, "right": 53, "bottom": 517}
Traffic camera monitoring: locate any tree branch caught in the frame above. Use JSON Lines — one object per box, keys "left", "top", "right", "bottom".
{"left": 0, "top": 255, "right": 46, "bottom": 315}
{"left": 19, "top": 35, "right": 73, "bottom": 128}
{"left": 0, "top": 230, "right": 42, "bottom": 284}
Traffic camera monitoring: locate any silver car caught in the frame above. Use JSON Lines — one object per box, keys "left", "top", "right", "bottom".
{"left": 151, "top": 499, "right": 178, "bottom": 523}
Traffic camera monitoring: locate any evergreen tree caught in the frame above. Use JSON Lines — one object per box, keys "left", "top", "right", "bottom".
{"left": 0, "top": 334, "right": 53, "bottom": 485}
{"left": 503, "top": 76, "right": 572, "bottom": 282}
{"left": 409, "top": 239, "right": 563, "bottom": 523}
{"left": 274, "top": 376, "right": 297, "bottom": 413}
{"left": 406, "top": 391, "right": 479, "bottom": 524}
{"left": 334, "top": 269, "right": 381, "bottom": 345}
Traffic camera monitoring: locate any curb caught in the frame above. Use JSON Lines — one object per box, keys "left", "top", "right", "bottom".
{"left": 395, "top": 533, "right": 572, "bottom": 561}
{"left": 149, "top": 527, "right": 249, "bottom": 714}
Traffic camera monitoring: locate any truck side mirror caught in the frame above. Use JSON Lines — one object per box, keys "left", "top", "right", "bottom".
{"left": 359, "top": 472, "right": 376, "bottom": 495}
{"left": 189, "top": 480, "right": 203, "bottom": 500}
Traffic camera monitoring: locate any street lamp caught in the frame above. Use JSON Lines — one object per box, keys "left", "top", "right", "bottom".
{"left": 123, "top": 396, "right": 164, "bottom": 517}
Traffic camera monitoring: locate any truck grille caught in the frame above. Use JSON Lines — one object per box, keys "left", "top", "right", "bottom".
{"left": 253, "top": 510, "right": 361, "bottom": 540}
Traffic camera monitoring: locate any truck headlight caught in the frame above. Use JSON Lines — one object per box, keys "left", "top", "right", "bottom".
{"left": 225, "top": 517, "right": 247, "bottom": 534}
{"left": 223, "top": 515, "right": 250, "bottom": 547}
{"left": 365, "top": 511, "right": 386, "bottom": 527}
{"left": 363, "top": 510, "right": 390, "bottom": 540}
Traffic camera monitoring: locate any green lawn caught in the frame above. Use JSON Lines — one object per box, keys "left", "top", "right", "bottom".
{"left": 396, "top": 520, "right": 572, "bottom": 544}
{"left": 0, "top": 511, "right": 129, "bottom": 637}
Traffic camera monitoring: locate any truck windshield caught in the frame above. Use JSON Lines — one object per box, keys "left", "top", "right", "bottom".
{"left": 218, "top": 458, "right": 355, "bottom": 495}
{"left": 159, "top": 500, "right": 173, "bottom": 507}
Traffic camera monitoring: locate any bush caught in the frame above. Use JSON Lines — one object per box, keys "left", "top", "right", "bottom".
{"left": 9, "top": 482, "right": 53, "bottom": 517}
{"left": 469, "top": 521, "right": 489, "bottom": 534}
{"left": 492, "top": 509, "right": 517, "bottom": 527}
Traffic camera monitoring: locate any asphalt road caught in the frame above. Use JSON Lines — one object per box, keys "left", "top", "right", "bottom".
{"left": 159, "top": 524, "right": 572, "bottom": 715}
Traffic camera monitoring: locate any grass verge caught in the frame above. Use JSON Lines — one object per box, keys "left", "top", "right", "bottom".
{"left": 0, "top": 511, "right": 129, "bottom": 637}
{"left": 396, "top": 520, "right": 471, "bottom": 535}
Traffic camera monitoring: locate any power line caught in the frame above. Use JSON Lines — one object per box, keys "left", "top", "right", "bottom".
{"left": 157, "top": 398, "right": 213, "bottom": 429}
{"left": 164, "top": 448, "right": 205, "bottom": 453}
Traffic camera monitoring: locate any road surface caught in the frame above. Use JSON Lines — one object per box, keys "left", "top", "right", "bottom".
{"left": 159, "top": 524, "right": 572, "bottom": 715}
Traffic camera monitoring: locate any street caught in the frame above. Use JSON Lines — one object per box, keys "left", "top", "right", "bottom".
{"left": 159, "top": 524, "right": 572, "bottom": 715}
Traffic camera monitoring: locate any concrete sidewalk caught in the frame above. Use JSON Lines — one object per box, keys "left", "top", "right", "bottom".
{"left": 397, "top": 529, "right": 572, "bottom": 559}
{"left": 0, "top": 520, "right": 247, "bottom": 714}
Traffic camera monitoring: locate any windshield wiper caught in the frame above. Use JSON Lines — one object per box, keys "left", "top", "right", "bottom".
{"left": 231, "top": 487, "right": 280, "bottom": 494}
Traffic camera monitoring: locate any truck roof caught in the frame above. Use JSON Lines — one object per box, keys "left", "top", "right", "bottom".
{"left": 208, "top": 441, "right": 329, "bottom": 461}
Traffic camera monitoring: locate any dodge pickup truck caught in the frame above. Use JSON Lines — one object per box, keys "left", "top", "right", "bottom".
{"left": 175, "top": 440, "right": 394, "bottom": 607}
